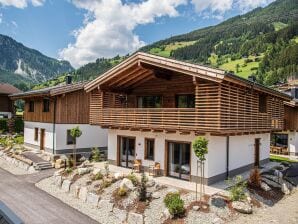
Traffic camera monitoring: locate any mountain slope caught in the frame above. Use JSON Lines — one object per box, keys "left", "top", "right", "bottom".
{"left": 0, "top": 34, "right": 74, "bottom": 86}
{"left": 140, "top": 0, "right": 298, "bottom": 85}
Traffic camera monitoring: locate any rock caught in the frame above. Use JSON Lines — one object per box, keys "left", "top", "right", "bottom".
{"left": 274, "top": 170, "right": 283, "bottom": 179}
{"left": 98, "top": 200, "right": 114, "bottom": 212}
{"left": 162, "top": 208, "right": 172, "bottom": 220}
{"left": 262, "top": 177, "right": 281, "bottom": 188}
{"left": 79, "top": 160, "right": 91, "bottom": 168}
{"left": 211, "top": 197, "right": 226, "bottom": 208}
{"left": 281, "top": 183, "right": 291, "bottom": 195}
{"left": 146, "top": 192, "right": 152, "bottom": 199}
{"left": 92, "top": 168, "right": 101, "bottom": 176}
{"left": 55, "top": 175, "right": 63, "bottom": 187}
{"left": 114, "top": 172, "right": 122, "bottom": 179}
{"left": 152, "top": 192, "right": 161, "bottom": 199}
{"left": 232, "top": 201, "right": 252, "bottom": 214}
{"left": 28, "top": 166, "right": 36, "bottom": 173}
{"left": 61, "top": 180, "right": 72, "bottom": 192}
{"left": 146, "top": 179, "right": 155, "bottom": 187}
{"left": 86, "top": 192, "right": 100, "bottom": 206}
{"left": 120, "top": 178, "right": 135, "bottom": 191}
{"left": 155, "top": 183, "right": 166, "bottom": 191}
{"left": 212, "top": 217, "right": 223, "bottom": 224}
{"left": 166, "top": 188, "right": 179, "bottom": 194}
{"left": 260, "top": 182, "right": 271, "bottom": 192}
{"left": 54, "top": 169, "right": 64, "bottom": 176}
{"left": 73, "top": 185, "right": 80, "bottom": 198}
{"left": 192, "top": 205, "right": 200, "bottom": 211}
{"left": 79, "top": 186, "right": 88, "bottom": 202}
{"left": 127, "top": 212, "right": 143, "bottom": 224}
{"left": 113, "top": 208, "right": 127, "bottom": 223}
{"left": 55, "top": 159, "right": 65, "bottom": 169}
{"left": 78, "top": 167, "right": 91, "bottom": 175}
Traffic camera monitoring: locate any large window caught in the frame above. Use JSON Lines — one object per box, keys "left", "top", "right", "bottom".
{"left": 43, "top": 99, "right": 50, "bottom": 112}
{"left": 271, "top": 133, "right": 288, "bottom": 147}
{"left": 258, "top": 94, "right": 267, "bottom": 113}
{"left": 137, "top": 96, "right": 162, "bottom": 108}
{"left": 175, "top": 94, "right": 195, "bottom": 108}
{"left": 145, "top": 138, "right": 155, "bottom": 160}
{"left": 29, "top": 101, "right": 34, "bottom": 112}
{"left": 67, "top": 130, "right": 75, "bottom": 145}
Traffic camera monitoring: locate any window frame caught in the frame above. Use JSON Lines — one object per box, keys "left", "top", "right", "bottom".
{"left": 137, "top": 95, "right": 162, "bottom": 108}
{"left": 28, "top": 101, "right": 35, "bottom": 112}
{"left": 66, "top": 129, "right": 76, "bottom": 145}
{"left": 43, "top": 98, "right": 50, "bottom": 112}
{"left": 175, "top": 94, "right": 195, "bottom": 108}
{"left": 144, "top": 138, "right": 155, "bottom": 161}
{"left": 34, "top": 128, "right": 39, "bottom": 141}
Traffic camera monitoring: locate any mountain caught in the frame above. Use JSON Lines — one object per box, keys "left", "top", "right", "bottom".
{"left": 0, "top": 34, "right": 74, "bottom": 89}
{"left": 140, "top": 0, "right": 298, "bottom": 86}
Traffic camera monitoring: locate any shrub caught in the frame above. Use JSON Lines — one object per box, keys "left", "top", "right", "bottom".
{"left": 14, "top": 136, "right": 24, "bottom": 145}
{"left": 104, "top": 162, "right": 109, "bottom": 177}
{"left": 14, "top": 118, "right": 24, "bottom": 133}
{"left": 91, "top": 147, "right": 101, "bottom": 162}
{"left": 118, "top": 187, "right": 127, "bottom": 197}
{"left": 0, "top": 119, "right": 8, "bottom": 132}
{"left": 102, "top": 180, "right": 112, "bottom": 188}
{"left": 65, "top": 167, "right": 73, "bottom": 174}
{"left": 127, "top": 172, "right": 138, "bottom": 186}
{"left": 249, "top": 168, "right": 261, "bottom": 188}
{"left": 92, "top": 172, "right": 103, "bottom": 181}
{"left": 138, "top": 172, "right": 148, "bottom": 201}
{"left": 226, "top": 175, "right": 247, "bottom": 201}
{"left": 164, "top": 192, "right": 185, "bottom": 217}
{"left": 66, "top": 158, "right": 73, "bottom": 168}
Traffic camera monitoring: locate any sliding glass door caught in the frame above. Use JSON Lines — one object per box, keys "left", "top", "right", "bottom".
{"left": 168, "top": 142, "right": 190, "bottom": 180}
{"left": 119, "top": 136, "right": 135, "bottom": 168}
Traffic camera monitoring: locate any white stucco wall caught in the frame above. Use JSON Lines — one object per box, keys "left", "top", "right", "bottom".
{"left": 288, "top": 131, "right": 298, "bottom": 155}
{"left": 108, "top": 130, "right": 270, "bottom": 180}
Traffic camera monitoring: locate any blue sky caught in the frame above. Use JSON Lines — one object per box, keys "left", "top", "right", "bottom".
{"left": 0, "top": 0, "right": 274, "bottom": 68}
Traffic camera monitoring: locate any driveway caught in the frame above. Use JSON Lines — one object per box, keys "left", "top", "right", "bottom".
{"left": 0, "top": 168, "right": 98, "bottom": 224}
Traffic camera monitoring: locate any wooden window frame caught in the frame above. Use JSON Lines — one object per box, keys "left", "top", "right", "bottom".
{"left": 144, "top": 138, "right": 155, "bottom": 161}
{"left": 137, "top": 95, "right": 163, "bottom": 108}
{"left": 175, "top": 94, "right": 195, "bottom": 108}
{"left": 66, "top": 130, "right": 76, "bottom": 145}
{"left": 34, "top": 128, "right": 38, "bottom": 141}
{"left": 43, "top": 98, "right": 50, "bottom": 112}
{"left": 28, "top": 101, "right": 34, "bottom": 112}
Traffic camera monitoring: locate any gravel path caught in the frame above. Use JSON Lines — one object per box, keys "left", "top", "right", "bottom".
{"left": 231, "top": 190, "right": 298, "bottom": 224}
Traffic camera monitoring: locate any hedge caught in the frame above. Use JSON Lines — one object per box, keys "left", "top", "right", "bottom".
{"left": 0, "top": 119, "right": 8, "bottom": 132}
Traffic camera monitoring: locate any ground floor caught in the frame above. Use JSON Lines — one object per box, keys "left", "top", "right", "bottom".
{"left": 24, "top": 121, "right": 108, "bottom": 155}
{"left": 271, "top": 131, "right": 298, "bottom": 156}
{"left": 107, "top": 129, "right": 270, "bottom": 185}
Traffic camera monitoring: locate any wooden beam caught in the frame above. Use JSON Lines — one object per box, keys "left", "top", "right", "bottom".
{"left": 108, "top": 66, "right": 143, "bottom": 86}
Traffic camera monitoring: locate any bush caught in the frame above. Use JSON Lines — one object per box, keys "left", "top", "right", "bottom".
{"left": 66, "top": 158, "right": 73, "bottom": 168}
{"left": 138, "top": 172, "right": 148, "bottom": 201}
{"left": 226, "top": 175, "right": 247, "bottom": 201}
{"left": 92, "top": 172, "right": 103, "bottom": 181}
{"left": 14, "top": 136, "right": 24, "bottom": 145}
{"left": 118, "top": 187, "right": 127, "bottom": 197}
{"left": 65, "top": 167, "right": 73, "bottom": 174}
{"left": 91, "top": 147, "right": 101, "bottom": 162}
{"left": 0, "top": 119, "right": 8, "bottom": 132}
{"left": 249, "top": 168, "right": 261, "bottom": 188}
{"left": 164, "top": 192, "right": 185, "bottom": 217}
{"left": 127, "top": 172, "right": 138, "bottom": 186}
{"left": 102, "top": 180, "right": 112, "bottom": 188}
{"left": 14, "top": 118, "right": 24, "bottom": 133}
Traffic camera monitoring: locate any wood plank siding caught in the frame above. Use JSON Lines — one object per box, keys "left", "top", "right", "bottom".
{"left": 0, "top": 94, "right": 13, "bottom": 113}
{"left": 24, "top": 89, "right": 90, "bottom": 124}
{"left": 284, "top": 105, "right": 298, "bottom": 131}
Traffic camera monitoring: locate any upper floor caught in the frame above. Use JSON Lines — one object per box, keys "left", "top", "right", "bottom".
{"left": 85, "top": 53, "right": 291, "bottom": 135}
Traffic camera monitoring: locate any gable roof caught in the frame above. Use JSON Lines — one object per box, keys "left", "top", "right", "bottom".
{"left": 9, "top": 82, "right": 88, "bottom": 100}
{"left": 84, "top": 52, "right": 291, "bottom": 100}
{"left": 0, "top": 83, "right": 21, "bottom": 95}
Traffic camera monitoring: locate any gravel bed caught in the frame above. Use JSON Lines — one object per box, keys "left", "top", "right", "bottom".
{"left": 0, "top": 157, "right": 35, "bottom": 175}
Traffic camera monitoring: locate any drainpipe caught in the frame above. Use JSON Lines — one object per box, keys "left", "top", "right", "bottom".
{"left": 226, "top": 136, "right": 230, "bottom": 179}
{"left": 52, "top": 97, "right": 57, "bottom": 154}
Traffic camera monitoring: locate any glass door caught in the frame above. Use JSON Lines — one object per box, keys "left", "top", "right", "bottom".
{"left": 168, "top": 142, "right": 190, "bottom": 180}
{"left": 120, "top": 137, "right": 135, "bottom": 168}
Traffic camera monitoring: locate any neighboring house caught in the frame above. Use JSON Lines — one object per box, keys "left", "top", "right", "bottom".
{"left": 84, "top": 52, "right": 290, "bottom": 185}
{"left": 10, "top": 79, "right": 108, "bottom": 155}
{"left": 271, "top": 86, "right": 298, "bottom": 156}
{"left": 0, "top": 83, "right": 21, "bottom": 118}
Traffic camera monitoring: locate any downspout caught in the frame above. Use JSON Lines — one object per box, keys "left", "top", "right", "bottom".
{"left": 226, "top": 136, "right": 230, "bottom": 179}
{"left": 52, "top": 97, "right": 57, "bottom": 154}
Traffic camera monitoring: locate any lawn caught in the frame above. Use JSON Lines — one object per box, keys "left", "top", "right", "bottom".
{"left": 270, "top": 154, "right": 298, "bottom": 163}
{"left": 149, "top": 41, "right": 196, "bottom": 58}
{"left": 273, "top": 22, "right": 288, "bottom": 31}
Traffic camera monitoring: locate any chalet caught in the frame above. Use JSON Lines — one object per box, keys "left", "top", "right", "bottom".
{"left": 271, "top": 86, "right": 298, "bottom": 156}
{"left": 10, "top": 79, "right": 108, "bottom": 155}
{"left": 85, "top": 52, "right": 291, "bottom": 184}
{"left": 0, "top": 83, "right": 21, "bottom": 118}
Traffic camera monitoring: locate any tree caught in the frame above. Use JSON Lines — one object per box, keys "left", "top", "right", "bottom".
{"left": 192, "top": 137, "right": 208, "bottom": 202}
{"left": 70, "top": 126, "right": 82, "bottom": 168}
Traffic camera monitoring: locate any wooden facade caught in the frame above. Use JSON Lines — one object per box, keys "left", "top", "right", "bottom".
{"left": 86, "top": 53, "right": 289, "bottom": 135}
{"left": 0, "top": 94, "right": 13, "bottom": 113}
{"left": 23, "top": 89, "right": 90, "bottom": 124}
{"left": 284, "top": 104, "right": 298, "bottom": 131}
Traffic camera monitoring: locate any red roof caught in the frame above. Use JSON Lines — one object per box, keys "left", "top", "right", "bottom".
{"left": 0, "top": 83, "right": 22, "bottom": 94}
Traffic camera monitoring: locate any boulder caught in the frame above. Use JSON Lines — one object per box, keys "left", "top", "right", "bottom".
{"left": 260, "top": 182, "right": 271, "bottom": 192}
{"left": 152, "top": 192, "right": 161, "bottom": 199}
{"left": 79, "top": 186, "right": 88, "bottom": 202}
{"left": 162, "top": 208, "right": 172, "bottom": 220}
{"left": 155, "top": 183, "right": 166, "bottom": 191}
{"left": 127, "top": 212, "right": 143, "bottom": 224}
{"left": 212, "top": 217, "right": 223, "bottom": 224}
{"left": 28, "top": 166, "right": 36, "bottom": 173}
{"left": 112, "top": 208, "right": 127, "bottom": 223}
{"left": 146, "top": 179, "right": 155, "bottom": 188}
{"left": 79, "top": 160, "right": 91, "bottom": 168}
{"left": 92, "top": 168, "right": 101, "bottom": 176}
{"left": 86, "top": 192, "right": 100, "bottom": 206}
{"left": 78, "top": 167, "right": 91, "bottom": 175}
{"left": 61, "top": 180, "right": 72, "bottom": 192}
{"left": 73, "top": 185, "right": 80, "bottom": 198}
{"left": 55, "top": 159, "right": 65, "bottom": 169}
{"left": 120, "top": 178, "right": 135, "bottom": 191}
{"left": 281, "top": 183, "right": 291, "bottom": 195}
{"left": 192, "top": 205, "right": 200, "bottom": 211}
{"left": 55, "top": 175, "right": 63, "bottom": 187}
{"left": 231, "top": 201, "right": 252, "bottom": 214}
{"left": 211, "top": 197, "right": 226, "bottom": 208}
{"left": 98, "top": 200, "right": 114, "bottom": 212}
{"left": 166, "top": 188, "right": 179, "bottom": 194}
{"left": 114, "top": 172, "right": 122, "bottom": 179}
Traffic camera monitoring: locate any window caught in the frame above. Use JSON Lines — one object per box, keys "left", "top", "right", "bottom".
{"left": 175, "top": 94, "right": 195, "bottom": 108}
{"left": 43, "top": 99, "right": 50, "bottom": 112}
{"left": 271, "top": 133, "right": 288, "bottom": 147}
{"left": 145, "top": 138, "right": 155, "bottom": 160}
{"left": 29, "top": 101, "right": 34, "bottom": 112}
{"left": 67, "top": 130, "right": 75, "bottom": 145}
{"left": 34, "top": 128, "right": 38, "bottom": 141}
{"left": 258, "top": 94, "right": 267, "bottom": 113}
{"left": 137, "top": 96, "right": 162, "bottom": 108}
{"left": 295, "top": 88, "right": 298, "bottom": 99}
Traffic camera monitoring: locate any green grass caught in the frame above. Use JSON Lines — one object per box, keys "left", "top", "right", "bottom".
{"left": 273, "top": 22, "right": 288, "bottom": 31}
{"left": 149, "top": 41, "right": 196, "bottom": 57}
{"left": 270, "top": 155, "right": 298, "bottom": 163}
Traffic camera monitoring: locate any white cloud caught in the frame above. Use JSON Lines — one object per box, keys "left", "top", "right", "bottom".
{"left": 0, "top": 0, "right": 45, "bottom": 8}
{"left": 11, "top": 20, "right": 17, "bottom": 27}
{"left": 59, "top": 0, "right": 187, "bottom": 68}
{"left": 191, "top": 0, "right": 233, "bottom": 14}
{"left": 0, "top": 13, "right": 2, "bottom": 23}
{"left": 235, "top": 0, "right": 274, "bottom": 12}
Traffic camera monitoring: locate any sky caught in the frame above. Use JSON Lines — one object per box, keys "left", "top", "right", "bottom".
{"left": 0, "top": 0, "right": 274, "bottom": 68}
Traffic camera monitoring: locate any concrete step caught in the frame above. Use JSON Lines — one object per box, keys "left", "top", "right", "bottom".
{"left": 34, "top": 161, "right": 52, "bottom": 170}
